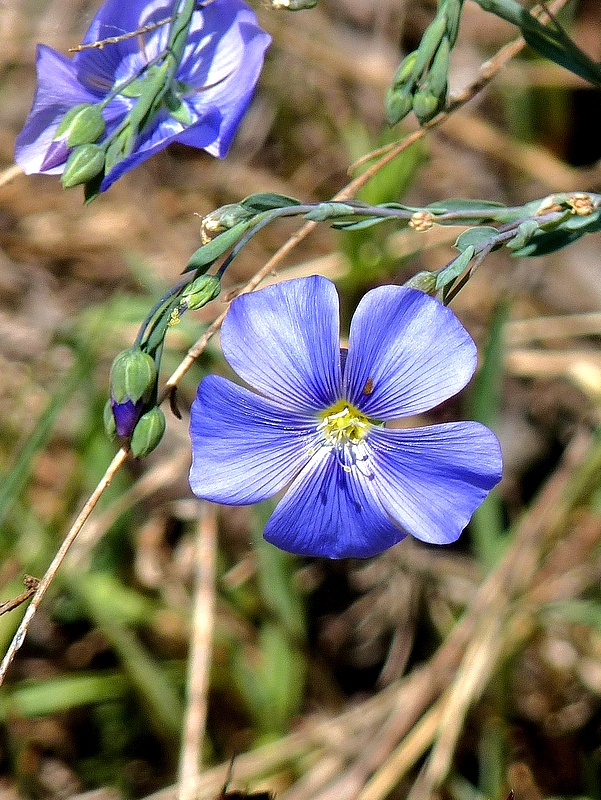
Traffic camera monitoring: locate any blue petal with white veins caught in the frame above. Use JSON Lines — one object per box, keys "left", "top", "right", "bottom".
{"left": 189, "top": 375, "right": 319, "bottom": 505}
{"left": 221, "top": 276, "right": 343, "bottom": 414}
{"left": 344, "top": 286, "right": 477, "bottom": 419}
{"left": 264, "top": 446, "right": 406, "bottom": 558}
{"left": 368, "top": 422, "right": 503, "bottom": 544}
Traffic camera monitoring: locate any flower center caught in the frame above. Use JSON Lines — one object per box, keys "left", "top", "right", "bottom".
{"left": 317, "top": 400, "right": 371, "bottom": 450}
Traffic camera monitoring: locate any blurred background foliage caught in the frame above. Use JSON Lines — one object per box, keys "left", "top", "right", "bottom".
{"left": 0, "top": 0, "right": 601, "bottom": 798}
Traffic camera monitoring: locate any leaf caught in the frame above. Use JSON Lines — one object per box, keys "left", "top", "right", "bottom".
{"left": 506, "top": 219, "right": 539, "bottom": 251}
{"left": 427, "top": 198, "right": 506, "bottom": 213}
{"left": 0, "top": 673, "right": 127, "bottom": 720}
{"left": 476, "top": 0, "right": 601, "bottom": 89}
{"left": 454, "top": 226, "right": 499, "bottom": 252}
{"left": 521, "top": 25, "right": 601, "bottom": 90}
{"left": 563, "top": 208, "right": 601, "bottom": 231}
{"left": 435, "top": 246, "right": 474, "bottom": 289}
{"left": 240, "top": 192, "right": 301, "bottom": 213}
{"left": 510, "top": 219, "right": 601, "bottom": 257}
{"left": 183, "top": 221, "right": 251, "bottom": 273}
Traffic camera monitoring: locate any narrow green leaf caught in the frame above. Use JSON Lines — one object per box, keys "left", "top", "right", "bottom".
{"left": 240, "top": 193, "right": 301, "bottom": 212}
{"left": 467, "top": 302, "right": 509, "bottom": 568}
{"left": 0, "top": 673, "right": 127, "bottom": 721}
{"left": 455, "top": 226, "right": 498, "bottom": 252}
{"left": 435, "top": 246, "right": 474, "bottom": 289}
{"left": 183, "top": 221, "right": 251, "bottom": 273}
{"left": 0, "top": 349, "right": 90, "bottom": 530}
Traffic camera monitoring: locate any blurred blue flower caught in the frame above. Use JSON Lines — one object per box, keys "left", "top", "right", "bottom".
{"left": 189, "top": 276, "right": 502, "bottom": 559}
{"left": 15, "top": 0, "right": 271, "bottom": 191}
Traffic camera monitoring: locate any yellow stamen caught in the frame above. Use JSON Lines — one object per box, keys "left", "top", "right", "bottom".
{"left": 315, "top": 401, "right": 371, "bottom": 471}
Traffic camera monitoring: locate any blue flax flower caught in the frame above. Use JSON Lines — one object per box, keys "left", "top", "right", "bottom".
{"left": 189, "top": 276, "right": 502, "bottom": 559}
{"left": 15, "top": 0, "right": 271, "bottom": 191}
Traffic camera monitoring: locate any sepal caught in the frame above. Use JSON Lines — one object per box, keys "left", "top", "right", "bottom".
{"left": 130, "top": 407, "right": 166, "bottom": 458}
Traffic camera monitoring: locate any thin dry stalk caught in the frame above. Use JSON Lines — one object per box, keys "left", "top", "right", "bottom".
{"left": 0, "top": 164, "right": 23, "bottom": 189}
{"left": 0, "top": 446, "right": 128, "bottom": 685}
{"left": 178, "top": 504, "right": 218, "bottom": 800}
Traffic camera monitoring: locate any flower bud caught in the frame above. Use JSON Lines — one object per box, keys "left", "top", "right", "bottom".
{"left": 390, "top": 51, "right": 418, "bottom": 90}
{"left": 103, "top": 399, "right": 117, "bottom": 440}
{"left": 169, "top": 275, "right": 221, "bottom": 326}
{"left": 424, "top": 38, "right": 450, "bottom": 99}
{"left": 109, "top": 348, "right": 157, "bottom": 436}
{"left": 54, "top": 103, "right": 106, "bottom": 147}
{"left": 385, "top": 86, "right": 414, "bottom": 125}
{"left": 61, "top": 144, "right": 105, "bottom": 188}
{"left": 404, "top": 271, "right": 437, "bottom": 293}
{"left": 180, "top": 275, "right": 221, "bottom": 311}
{"left": 200, "top": 204, "right": 254, "bottom": 244}
{"left": 130, "top": 407, "right": 166, "bottom": 458}
{"left": 111, "top": 398, "right": 145, "bottom": 438}
{"left": 412, "top": 89, "right": 442, "bottom": 124}
{"left": 110, "top": 348, "right": 157, "bottom": 406}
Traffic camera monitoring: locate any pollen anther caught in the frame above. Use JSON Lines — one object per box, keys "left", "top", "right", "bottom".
{"left": 317, "top": 402, "right": 371, "bottom": 451}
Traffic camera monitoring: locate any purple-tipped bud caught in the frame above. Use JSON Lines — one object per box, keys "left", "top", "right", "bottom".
{"left": 109, "top": 348, "right": 158, "bottom": 438}
{"left": 111, "top": 398, "right": 145, "bottom": 438}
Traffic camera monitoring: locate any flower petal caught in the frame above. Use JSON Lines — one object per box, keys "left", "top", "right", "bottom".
{"left": 178, "top": 4, "right": 271, "bottom": 157}
{"left": 368, "top": 422, "right": 503, "bottom": 544}
{"left": 221, "top": 276, "right": 343, "bottom": 413}
{"left": 189, "top": 375, "right": 319, "bottom": 504}
{"left": 15, "top": 45, "right": 100, "bottom": 175}
{"left": 98, "top": 0, "right": 270, "bottom": 187}
{"left": 74, "top": 0, "right": 161, "bottom": 89}
{"left": 344, "top": 287, "right": 477, "bottom": 419}
{"left": 264, "top": 446, "right": 405, "bottom": 558}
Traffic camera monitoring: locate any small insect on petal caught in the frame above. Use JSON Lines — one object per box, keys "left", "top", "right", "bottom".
{"left": 362, "top": 376, "right": 374, "bottom": 396}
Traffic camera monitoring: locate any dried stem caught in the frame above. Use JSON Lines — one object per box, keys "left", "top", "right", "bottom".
{"left": 0, "top": 576, "right": 40, "bottom": 617}
{"left": 0, "top": 447, "right": 129, "bottom": 685}
{"left": 178, "top": 504, "right": 218, "bottom": 800}
{"left": 0, "top": 164, "right": 23, "bottom": 190}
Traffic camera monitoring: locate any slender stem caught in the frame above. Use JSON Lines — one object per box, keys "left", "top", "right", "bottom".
{"left": 178, "top": 504, "right": 218, "bottom": 800}
{"left": 0, "top": 447, "right": 128, "bottom": 685}
{"left": 0, "top": 164, "right": 24, "bottom": 189}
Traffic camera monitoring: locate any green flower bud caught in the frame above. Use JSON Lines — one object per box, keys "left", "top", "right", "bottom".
{"left": 104, "top": 128, "right": 136, "bottom": 175}
{"left": 109, "top": 348, "right": 157, "bottom": 406}
{"left": 61, "top": 144, "right": 105, "bottom": 188}
{"left": 54, "top": 103, "right": 106, "bottom": 147}
{"left": 412, "top": 13, "right": 448, "bottom": 78}
{"left": 130, "top": 407, "right": 166, "bottom": 458}
{"left": 385, "top": 86, "right": 414, "bottom": 125}
{"left": 403, "top": 271, "right": 437, "bottom": 293}
{"left": 169, "top": 275, "right": 221, "bottom": 326}
{"left": 444, "top": 0, "right": 464, "bottom": 46}
{"left": 180, "top": 275, "right": 221, "bottom": 311}
{"left": 390, "top": 51, "right": 419, "bottom": 90}
{"left": 103, "top": 399, "right": 117, "bottom": 440}
{"left": 425, "top": 37, "right": 450, "bottom": 99}
{"left": 200, "top": 203, "right": 254, "bottom": 244}
{"left": 412, "top": 89, "right": 443, "bottom": 124}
